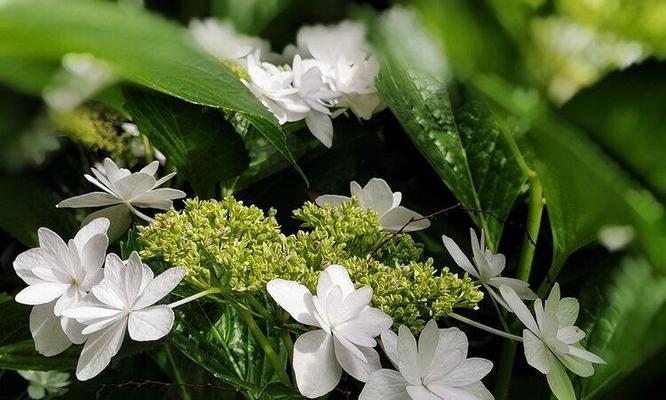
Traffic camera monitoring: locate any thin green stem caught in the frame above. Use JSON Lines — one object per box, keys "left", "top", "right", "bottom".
{"left": 165, "top": 344, "right": 192, "bottom": 400}
{"left": 246, "top": 295, "right": 274, "bottom": 321}
{"left": 449, "top": 313, "right": 523, "bottom": 342}
{"left": 168, "top": 288, "right": 223, "bottom": 309}
{"left": 487, "top": 288, "right": 511, "bottom": 333}
{"left": 237, "top": 307, "right": 291, "bottom": 386}
{"left": 500, "top": 126, "right": 535, "bottom": 179}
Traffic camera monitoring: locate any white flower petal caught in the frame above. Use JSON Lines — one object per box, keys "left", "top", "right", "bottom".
{"left": 153, "top": 171, "right": 178, "bottom": 188}
{"left": 76, "top": 318, "right": 127, "bottom": 381}
{"left": 441, "top": 234, "right": 479, "bottom": 278}
{"left": 427, "top": 383, "right": 482, "bottom": 400}
{"left": 27, "top": 384, "right": 46, "bottom": 399}
{"left": 91, "top": 284, "right": 125, "bottom": 310}
{"left": 266, "top": 279, "right": 319, "bottom": 327}
{"left": 417, "top": 320, "right": 440, "bottom": 377}
{"left": 392, "top": 192, "right": 402, "bottom": 208}
{"left": 437, "top": 358, "right": 493, "bottom": 387}
{"left": 336, "top": 307, "right": 392, "bottom": 347}
{"left": 317, "top": 264, "right": 355, "bottom": 300}
{"left": 359, "top": 178, "right": 394, "bottom": 216}
{"left": 133, "top": 188, "right": 186, "bottom": 210}
{"left": 61, "top": 316, "right": 86, "bottom": 345}
{"left": 487, "top": 277, "right": 536, "bottom": 300}
{"left": 556, "top": 353, "right": 594, "bottom": 378}
{"left": 397, "top": 325, "right": 420, "bottom": 385}
{"left": 380, "top": 206, "right": 430, "bottom": 232}
{"left": 72, "top": 217, "right": 110, "bottom": 252}
{"left": 132, "top": 265, "right": 182, "bottom": 310}
{"left": 381, "top": 329, "right": 399, "bottom": 368}
{"left": 557, "top": 298, "right": 579, "bottom": 328}
{"left": 523, "top": 329, "right": 551, "bottom": 374}
{"left": 140, "top": 161, "right": 160, "bottom": 176}
{"left": 335, "top": 286, "right": 372, "bottom": 324}
{"left": 315, "top": 195, "right": 351, "bottom": 208}
{"left": 568, "top": 346, "right": 605, "bottom": 364}
{"left": 57, "top": 192, "right": 120, "bottom": 208}
{"left": 293, "top": 330, "right": 341, "bottom": 398}
{"left": 460, "top": 382, "right": 494, "bottom": 400}
{"left": 424, "top": 328, "right": 468, "bottom": 383}
{"left": 359, "top": 369, "right": 410, "bottom": 400}
{"left": 334, "top": 335, "right": 381, "bottom": 382}
{"left": 545, "top": 356, "right": 576, "bottom": 400}
{"left": 15, "top": 283, "right": 70, "bottom": 305}
{"left": 557, "top": 326, "right": 585, "bottom": 344}
{"left": 30, "top": 302, "right": 71, "bottom": 356}
{"left": 499, "top": 285, "right": 540, "bottom": 334}
{"left": 62, "top": 306, "right": 121, "bottom": 321}
{"left": 111, "top": 172, "right": 156, "bottom": 201}
{"left": 79, "top": 234, "right": 107, "bottom": 286}
{"left": 128, "top": 305, "right": 174, "bottom": 341}
{"left": 122, "top": 252, "right": 153, "bottom": 305}
{"left": 305, "top": 111, "right": 333, "bottom": 148}
{"left": 53, "top": 285, "right": 83, "bottom": 316}
{"left": 13, "top": 248, "right": 54, "bottom": 285}
{"left": 405, "top": 384, "right": 441, "bottom": 400}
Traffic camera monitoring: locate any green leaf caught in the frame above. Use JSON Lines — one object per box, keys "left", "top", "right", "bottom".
{"left": 578, "top": 257, "right": 666, "bottom": 399}
{"left": 0, "top": 340, "right": 78, "bottom": 371}
{"left": 0, "top": 56, "right": 59, "bottom": 96}
{"left": 123, "top": 87, "right": 250, "bottom": 197}
{"left": 0, "top": 174, "right": 78, "bottom": 246}
{"left": 0, "top": 0, "right": 305, "bottom": 183}
{"left": 562, "top": 62, "right": 666, "bottom": 199}
{"left": 373, "top": 10, "right": 525, "bottom": 250}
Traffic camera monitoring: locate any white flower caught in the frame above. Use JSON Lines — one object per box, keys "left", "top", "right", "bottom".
{"left": 442, "top": 229, "right": 537, "bottom": 310}
{"left": 500, "top": 284, "right": 605, "bottom": 400}
{"left": 189, "top": 18, "right": 269, "bottom": 65}
{"left": 294, "top": 21, "right": 381, "bottom": 119}
{"left": 18, "top": 370, "right": 71, "bottom": 399}
{"left": 243, "top": 51, "right": 310, "bottom": 125}
{"left": 597, "top": 225, "right": 635, "bottom": 252}
{"left": 62, "top": 252, "right": 186, "bottom": 380}
{"left": 292, "top": 55, "right": 340, "bottom": 148}
{"left": 267, "top": 264, "right": 392, "bottom": 398}
{"left": 57, "top": 158, "right": 186, "bottom": 225}
{"left": 315, "top": 178, "right": 431, "bottom": 232}
{"left": 13, "top": 218, "right": 110, "bottom": 356}
{"left": 360, "top": 320, "right": 493, "bottom": 400}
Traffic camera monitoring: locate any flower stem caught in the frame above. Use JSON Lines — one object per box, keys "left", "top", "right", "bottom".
{"left": 237, "top": 307, "right": 291, "bottom": 386}
{"left": 449, "top": 313, "right": 523, "bottom": 342}
{"left": 168, "top": 288, "right": 223, "bottom": 309}
{"left": 495, "top": 175, "right": 544, "bottom": 400}
{"left": 165, "top": 344, "right": 192, "bottom": 400}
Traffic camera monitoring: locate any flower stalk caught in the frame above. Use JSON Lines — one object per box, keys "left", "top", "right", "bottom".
{"left": 168, "top": 288, "right": 224, "bottom": 309}
{"left": 448, "top": 312, "right": 523, "bottom": 342}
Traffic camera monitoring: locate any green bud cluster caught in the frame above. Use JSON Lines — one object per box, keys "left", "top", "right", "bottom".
{"left": 50, "top": 104, "right": 128, "bottom": 156}
{"left": 138, "top": 197, "right": 483, "bottom": 331}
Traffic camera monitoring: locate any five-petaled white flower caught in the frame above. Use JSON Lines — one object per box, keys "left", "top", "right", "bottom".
{"left": 189, "top": 18, "right": 269, "bottom": 65}
{"left": 18, "top": 370, "right": 71, "bottom": 399}
{"left": 360, "top": 320, "right": 494, "bottom": 400}
{"left": 442, "top": 229, "right": 537, "bottom": 310}
{"left": 62, "top": 252, "right": 186, "bottom": 380}
{"left": 315, "top": 178, "right": 431, "bottom": 232}
{"left": 57, "top": 158, "right": 186, "bottom": 225}
{"left": 500, "top": 284, "right": 605, "bottom": 400}
{"left": 13, "top": 218, "right": 110, "bottom": 356}
{"left": 267, "top": 264, "right": 392, "bottom": 398}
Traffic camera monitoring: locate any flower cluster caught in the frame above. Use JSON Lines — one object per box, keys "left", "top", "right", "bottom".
{"left": 190, "top": 19, "right": 383, "bottom": 147}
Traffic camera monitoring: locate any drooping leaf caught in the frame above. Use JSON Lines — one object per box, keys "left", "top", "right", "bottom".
{"left": 373, "top": 9, "right": 525, "bottom": 250}
{"left": 578, "top": 257, "right": 666, "bottom": 399}
{"left": 123, "top": 87, "right": 250, "bottom": 197}
{"left": 0, "top": 0, "right": 305, "bottom": 182}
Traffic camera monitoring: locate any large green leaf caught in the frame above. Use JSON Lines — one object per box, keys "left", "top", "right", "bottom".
{"left": 0, "top": 0, "right": 305, "bottom": 182}
{"left": 123, "top": 87, "right": 250, "bottom": 197}
{"left": 578, "top": 257, "right": 666, "bottom": 399}
{"left": 373, "top": 9, "right": 525, "bottom": 250}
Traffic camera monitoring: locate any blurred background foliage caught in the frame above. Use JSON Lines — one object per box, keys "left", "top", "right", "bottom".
{"left": 0, "top": 0, "right": 665, "bottom": 399}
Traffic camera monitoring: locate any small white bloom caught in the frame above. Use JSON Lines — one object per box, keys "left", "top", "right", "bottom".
{"left": 597, "top": 225, "right": 635, "bottom": 252}
{"left": 62, "top": 252, "right": 186, "bottom": 380}
{"left": 267, "top": 264, "right": 392, "bottom": 398}
{"left": 57, "top": 158, "right": 186, "bottom": 225}
{"left": 189, "top": 18, "right": 269, "bottom": 65}
{"left": 500, "top": 284, "right": 605, "bottom": 400}
{"left": 243, "top": 51, "right": 311, "bottom": 125}
{"left": 292, "top": 55, "right": 340, "bottom": 147}
{"left": 121, "top": 122, "right": 167, "bottom": 165}
{"left": 13, "top": 218, "right": 110, "bottom": 355}
{"left": 294, "top": 21, "right": 381, "bottom": 119}
{"left": 18, "top": 370, "right": 71, "bottom": 399}
{"left": 442, "top": 229, "right": 537, "bottom": 309}
{"left": 316, "top": 178, "right": 430, "bottom": 232}
{"left": 360, "top": 320, "right": 493, "bottom": 400}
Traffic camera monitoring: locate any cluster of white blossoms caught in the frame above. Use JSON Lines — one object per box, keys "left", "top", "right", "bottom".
{"left": 13, "top": 218, "right": 187, "bottom": 380}
{"left": 190, "top": 19, "right": 383, "bottom": 148}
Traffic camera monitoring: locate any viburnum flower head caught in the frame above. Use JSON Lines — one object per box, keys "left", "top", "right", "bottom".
{"left": 57, "top": 158, "right": 185, "bottom": 224}
{"left": 360, "top": 320, "right": 493, "bottom": 400}
{"left": 13, "top": 218, "right": 110, "bottom": 356}
{"left": 316, "top": 178, "right": 431, "bottom": 232}
{"left": 442, "top": 229, "right": 537, "bottom": 309}
{"left": 189, "top": 18, "right": 269, "bottom": 65}
{"left": 18, "top": 370, "right": 71, "bottom": 399}
{"left": 62, "top": 252, "right": 186, "bottom": 380}
{"left": 500, "top": 284, "right": 605, "bottom": 400}
{"left": 267, "top": 264, "right": 393, "bottom": 398}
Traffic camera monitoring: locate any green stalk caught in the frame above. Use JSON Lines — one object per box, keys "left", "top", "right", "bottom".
{"left": 166, "top": 344, "right": 192, "bottom": 400}
{"left": 495, "top": 176, "right": 544, "bottom": 400}
{"left": 237, "top": 307, "right": 291, "bottom": 386}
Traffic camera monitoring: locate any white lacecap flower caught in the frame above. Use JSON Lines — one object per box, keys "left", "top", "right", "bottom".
{"left": 243, "top": 50, "right": 310, "bottom": 125}
{"left": 18, "top": 370, "right": 71, "bottom": 399}
{"left": 62, "top": 252, "right": 186, "bottom": 380}
{"left": 360, "top": 320, "right": 493, "bottom": 400}
{"left": 293, "top": 21, "right": 382, "bottom": 120}
{"left": 267, "top": 264, "right": 392, "bottom": 398}
{"left": 189, "top": 18, "right": 269, "bottom": 65}
{"left": 13, "top": 218, "right": 110, "bottom": 356}
{"left": 500, "top": 284, "right": 605, "bottom": 400}
{"left": 57, "top": 158, "right": 185, "bottom": 229}
{"left": 442, "top": 229, "right": 537, "bottom": 310}
{"left": 315, "top": 178, "right": 431, "bottom": 232}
